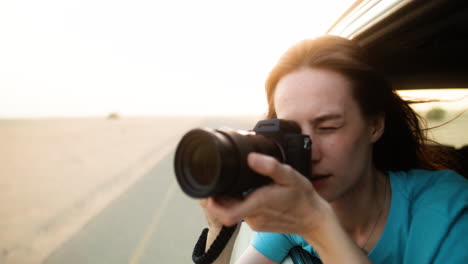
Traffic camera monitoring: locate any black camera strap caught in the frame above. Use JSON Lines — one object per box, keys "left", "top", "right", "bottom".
{"left": 192, "top": 224, "right": 238, "bottom": 264}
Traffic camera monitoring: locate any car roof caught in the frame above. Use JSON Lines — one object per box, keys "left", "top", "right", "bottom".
{"left": 327, "top": 0, "right": 468, "bottom": 90}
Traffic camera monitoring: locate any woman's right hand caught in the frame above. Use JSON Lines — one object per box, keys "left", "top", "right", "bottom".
{"left": 198, "top": 198, "right": 242, "bottom": 264}
{"left": 199, "top": 198, "right": 223, "bottom": 230}
{"left": 199, "top": 196, "right": 242, "bottom": 230}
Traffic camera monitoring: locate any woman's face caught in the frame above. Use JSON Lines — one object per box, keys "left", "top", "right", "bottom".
{"left": 274, "top": 68, "right": 383, "bottom": 202}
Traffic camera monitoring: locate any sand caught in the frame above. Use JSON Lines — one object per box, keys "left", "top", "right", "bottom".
{"left": 0, "top": 116, "right": 204, "bottom": 263}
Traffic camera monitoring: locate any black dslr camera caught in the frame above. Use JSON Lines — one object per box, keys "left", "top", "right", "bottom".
{"left": 174, "top": 119, "right": 312, "bottom": 198}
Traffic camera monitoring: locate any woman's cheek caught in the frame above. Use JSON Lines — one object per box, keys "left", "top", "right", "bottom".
{"left": 321, "top": 132, "right": 348, "bottom": 152}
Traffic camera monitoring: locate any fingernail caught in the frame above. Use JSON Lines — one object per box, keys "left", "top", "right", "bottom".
{"left": 248, "top": 152, "right": 261, "bottom": 164}
{"left": 248, "top": 152, "right": 271, "bottom": 167}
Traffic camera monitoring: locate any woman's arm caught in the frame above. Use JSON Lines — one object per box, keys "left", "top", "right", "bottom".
{"left": 204, "top": 225, "right": 239, "bottom": 264}
{"left": 199, "top": 216, "right": 276, "bottom": 264}
{"left": 301, "top": 212, "right": 371, "bottom": 264}
{"left": 235, "top": 246, "right": 279, "bottom": 264}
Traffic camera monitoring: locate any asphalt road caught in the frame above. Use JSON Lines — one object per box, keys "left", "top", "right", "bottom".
{"left": 41, "top": 116, "right": 260, "bottom": 264}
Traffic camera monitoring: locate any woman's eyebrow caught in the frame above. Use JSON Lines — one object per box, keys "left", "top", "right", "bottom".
{"left": 310, "top": 114, "right": 344, "bottom": 124}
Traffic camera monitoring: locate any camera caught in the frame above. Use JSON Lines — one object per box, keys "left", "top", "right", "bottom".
{"left": 173, "top": 118, "right": 312, "bottom": 198}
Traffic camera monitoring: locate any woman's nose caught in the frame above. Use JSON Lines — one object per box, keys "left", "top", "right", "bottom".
{"left": 311, "top": 139, "right": 321, "bottom": 163}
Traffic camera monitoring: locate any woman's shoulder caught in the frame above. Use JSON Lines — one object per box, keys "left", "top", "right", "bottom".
{"left": 389, "top": 169, "right": 467, "bottom": 192}
{"left": 384, "top": 170, "right": 468, "bottom": 263}
{"left": 390, "top": 169, "right": 468, "bottom": 194}
{"left": 389, "top": 169, "right": 468, "bottom": 216}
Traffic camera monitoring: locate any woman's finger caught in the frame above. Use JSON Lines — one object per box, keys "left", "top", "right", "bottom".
{"left": 199, "top": 198, "right": 208, "bottom": 208}
{"left": 247, "top": 152, "right": 299, "bottom": 186}
{"left": 205, "top": 196, "right": 246, "bottom": 226}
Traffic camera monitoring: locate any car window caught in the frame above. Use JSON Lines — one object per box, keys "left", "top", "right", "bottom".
{"left": 398, "top": 89, "right": 468, "bottom": 148}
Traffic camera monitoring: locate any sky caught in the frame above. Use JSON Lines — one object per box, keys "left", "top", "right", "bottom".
{"left": 0, "top": 0, "right": 356, "bottom": 117}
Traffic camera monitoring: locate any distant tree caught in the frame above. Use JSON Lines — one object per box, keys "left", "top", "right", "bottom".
{"left": 107, "top": 112, "right": 121, "bottom": 119}
{"left": 426, "top": 107, "right": 446, "bottom": 121}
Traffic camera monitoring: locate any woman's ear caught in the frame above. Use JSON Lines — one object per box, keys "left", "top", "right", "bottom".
{"left": 370, "top": 113, "right": 385, "bottom": 143}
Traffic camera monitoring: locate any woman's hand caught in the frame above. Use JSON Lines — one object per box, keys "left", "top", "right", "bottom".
{"left": 199, "top": 198, "right": 242, "bottom": 264}
{"left": 203, "top": 152, "right": 332, "bottom": 237}
{"left": 199, "top": 198, "right": 222, "bottom": 229}
{"left": 200, "top": 152, "right": 371, "bottom": 264}
{"left": 199, "top": 196, "right": 242, "bottom": 229}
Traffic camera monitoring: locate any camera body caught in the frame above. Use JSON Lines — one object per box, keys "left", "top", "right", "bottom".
{"left": 174, "top": 118, "right": 312, "bottom": 198}
{"left": 251, "top": 119, "right": 311, "bottom": 177}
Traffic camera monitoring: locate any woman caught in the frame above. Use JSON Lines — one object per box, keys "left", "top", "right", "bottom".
{"left": 197, "top": 36, "right": 468, "bottom": 263}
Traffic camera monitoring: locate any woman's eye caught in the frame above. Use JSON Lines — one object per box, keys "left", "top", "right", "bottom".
{"left": 319, "top": 127, "right": 337, "bottom": 131}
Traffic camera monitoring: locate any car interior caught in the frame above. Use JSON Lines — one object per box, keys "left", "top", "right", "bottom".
{"left": 340, "top": 0, "right": 468, "bottom": 178}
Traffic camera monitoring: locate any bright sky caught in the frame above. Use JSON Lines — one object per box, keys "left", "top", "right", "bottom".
{"left": 0, "top": 0, "right": 355, "bottom": 118}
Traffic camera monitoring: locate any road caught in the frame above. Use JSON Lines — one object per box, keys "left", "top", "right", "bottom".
{"left": 0, "top": 116, "right": 260, "bottom": 264}
{"left": 43, "top": 148, "right": 202, "bottom": 264}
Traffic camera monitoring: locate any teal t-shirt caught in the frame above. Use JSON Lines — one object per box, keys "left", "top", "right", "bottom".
{"left": 252, "top": 169, "right": 468, "bottom": 263}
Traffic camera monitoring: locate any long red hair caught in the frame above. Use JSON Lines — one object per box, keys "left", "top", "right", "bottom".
{"left": 265, "top": 35, "right": 454, "bottom": 172}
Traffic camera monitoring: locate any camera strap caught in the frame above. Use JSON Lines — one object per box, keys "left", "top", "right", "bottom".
{"left": 192, "top": 224, "right": 238, "bottom": 264}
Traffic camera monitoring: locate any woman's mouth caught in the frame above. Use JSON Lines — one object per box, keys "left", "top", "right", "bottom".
{"left": 310, "top": 174, "right": 330, "bottom": 188}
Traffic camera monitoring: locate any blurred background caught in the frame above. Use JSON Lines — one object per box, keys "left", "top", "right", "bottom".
{"left": 1, "top": 0, "right": 467, "bottom": 263}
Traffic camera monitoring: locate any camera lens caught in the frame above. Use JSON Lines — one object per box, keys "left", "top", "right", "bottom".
{"left": 186, "top": 137, "right": 219, "bottom": 186}
{"left": 174, "top": 128, "right": 283, "bottom": 198}
{"left": 175, "top": 128, "right": 239, "bottom": 198}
